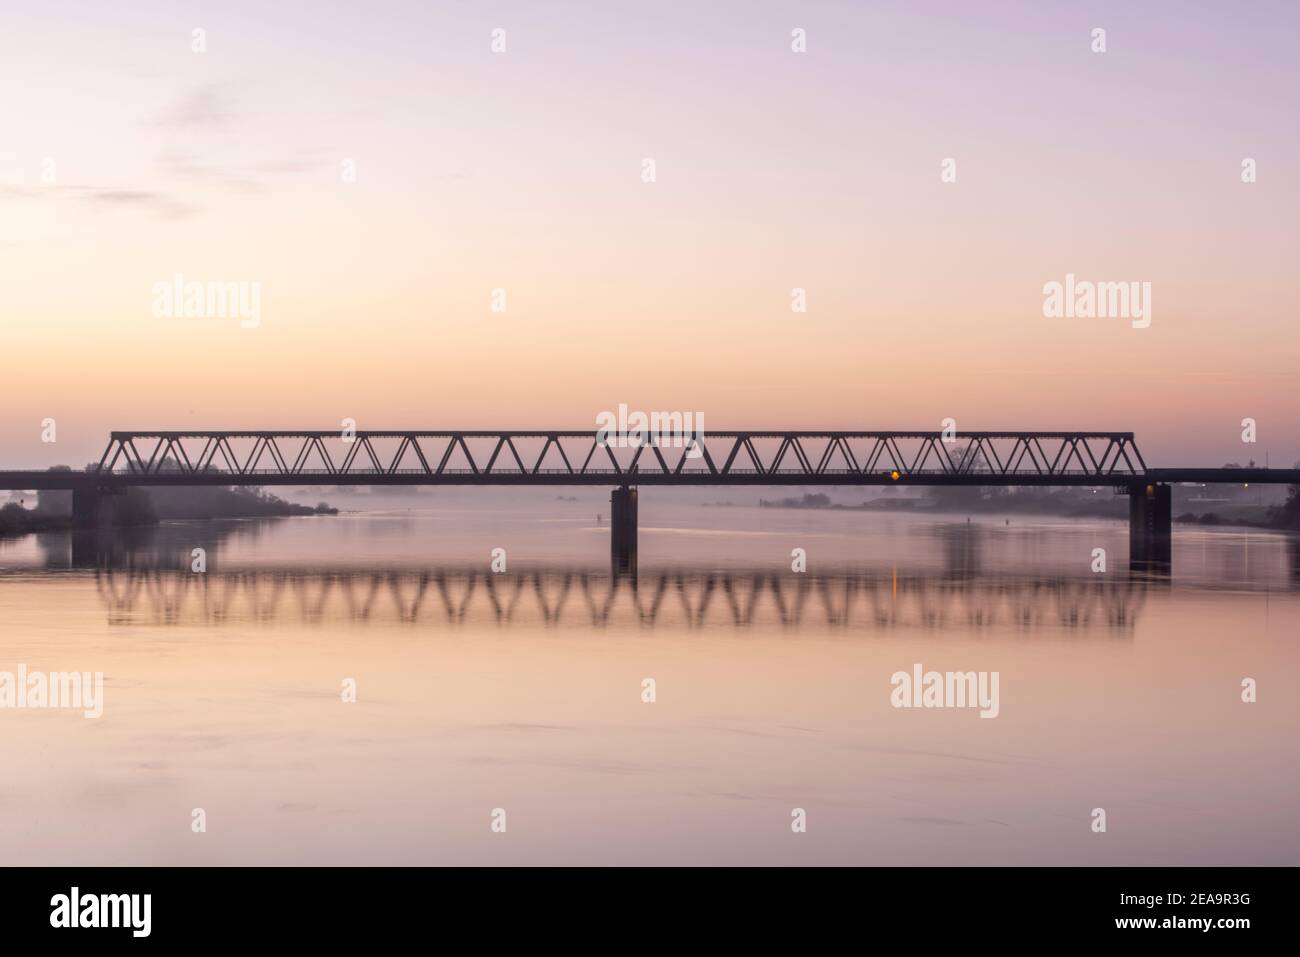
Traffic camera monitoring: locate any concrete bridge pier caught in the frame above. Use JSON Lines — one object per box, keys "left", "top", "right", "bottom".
{"left": 610, "top": 486, "right": 637, "bottom": 574}
{"left": 1128, "top": 483, "right": 1172, "bottom": 569}
{"left": 71, "top": 486, "right": 113, "bottom": 531}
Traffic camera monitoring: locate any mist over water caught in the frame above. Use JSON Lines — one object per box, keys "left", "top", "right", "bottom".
{"left": 1, "top": 499, "right": 1297, "bottom": 865}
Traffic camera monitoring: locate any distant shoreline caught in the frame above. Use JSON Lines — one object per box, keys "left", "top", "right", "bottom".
{"left": 754, "top": 494, "right": 1290, "bottom": 531}
{"left": 2, "top": 485, "right": 337, "bottom": 539}
{"left": 758, "top": 493, "right": 1123, "bottom": 520}
{"left": 0, "top": 506, "right": 72, "bottom": 536}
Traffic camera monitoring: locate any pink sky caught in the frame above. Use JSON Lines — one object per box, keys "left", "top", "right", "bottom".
{"left": 1, "top": 0, "right": 1297, "bottom": 469}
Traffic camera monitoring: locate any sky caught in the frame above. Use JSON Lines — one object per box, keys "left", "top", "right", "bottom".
{"left": 1, "top": 0, "right": 1297, "bottom": 469}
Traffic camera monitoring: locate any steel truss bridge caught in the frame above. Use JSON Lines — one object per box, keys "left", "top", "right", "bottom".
{"left": 0, "top": 429, "right": 1294, "bottom": 488}
{"left": 90, "top": 429, "right": 1150, "bottom": 485}
{"left": 4, "top": 428, "right": 1297, "bottom": 570}
{"left": 91, "top": 566, "right": 1149, "bottom": 634}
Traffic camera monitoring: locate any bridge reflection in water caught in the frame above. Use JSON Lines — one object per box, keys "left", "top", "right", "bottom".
{"left": 93, "top": 564, "right": 1151, "bottom": 634}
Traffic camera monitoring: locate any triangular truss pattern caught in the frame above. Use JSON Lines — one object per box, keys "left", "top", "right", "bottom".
{"left": 95, "top": 431, "right": 1147, "bottom": 480}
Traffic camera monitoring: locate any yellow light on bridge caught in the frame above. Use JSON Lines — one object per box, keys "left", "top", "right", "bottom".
{"left": 890, "top": 470, "right": 901, "bottom": 481}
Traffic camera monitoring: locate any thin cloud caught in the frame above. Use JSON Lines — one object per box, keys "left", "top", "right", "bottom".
{"left": 160, "top": 148, "right": 329, "bottom": 192}
{"left": 2, "top": 184, "right": 200, "bottom": 221}
{"left": 151, "top": 84, "right": 232, "bottom": 130}
{"left": 81, "top": 188, "right": 199, "bottom": 220}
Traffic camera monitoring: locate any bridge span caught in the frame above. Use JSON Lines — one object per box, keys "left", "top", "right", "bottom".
{"left": 2, "top": 429, "right": 1298, "bottom": 570}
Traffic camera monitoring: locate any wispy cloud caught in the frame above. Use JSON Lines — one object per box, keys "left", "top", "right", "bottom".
{"left": 151, "top": 84, "right": 232, "bottom": 130}
{"left": 2, "top": 184, "right": 200, "bottom": 221}
{"left": 160, "top": 148, "right": 330, "bottom": 191}
{"left": 81, "top": 188, "right": 198, "bottom": 220}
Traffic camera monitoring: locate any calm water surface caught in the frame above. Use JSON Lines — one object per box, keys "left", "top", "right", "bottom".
{"left": 1, "top": 499, "right": 1297, "bottom": 865}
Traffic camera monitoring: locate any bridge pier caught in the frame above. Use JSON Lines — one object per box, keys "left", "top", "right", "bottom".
{"left": 71, "top": 486, "right": 113, "bottom": 531}
{"left": 610, "top": 486, "right": 637, "bottom": 574}
{"left": 1128, "top": 483, "right": 1172, "bottom": 569}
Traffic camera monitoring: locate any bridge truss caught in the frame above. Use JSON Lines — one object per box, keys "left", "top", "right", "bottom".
{"left": 92, "top": 430, "right": 1149, "bottom": 485}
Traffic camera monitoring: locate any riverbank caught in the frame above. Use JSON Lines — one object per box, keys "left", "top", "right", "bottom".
{"left": 146, "top": 486, "right": 338, "bottom": 521}
{"left": 0, "top": 504, "right": 71, "bottom": 536}
{"left": 756, "top": 492, "right": 1291, "bottom": 530}
{"left": 757, "top": 492, "right": 1127, "bottom": 521}
{"left": 2, "top": 486, "right": 338, "bottom": 538}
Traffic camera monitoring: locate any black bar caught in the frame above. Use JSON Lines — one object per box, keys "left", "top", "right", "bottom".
{"left": 0, "top": 866, "right": 1282, "bottom": 944}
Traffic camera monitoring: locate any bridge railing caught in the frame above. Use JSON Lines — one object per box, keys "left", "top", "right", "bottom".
{"left": 94, "top": 431, "right": 1148, "bottom": 480}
